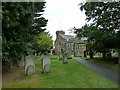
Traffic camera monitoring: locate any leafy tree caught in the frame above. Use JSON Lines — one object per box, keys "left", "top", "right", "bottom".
{"left": 2, "top": 3, "right": 34, "bottom": 66}
{"left": 79, "top": 2, "right": 120, "bottom": 48}
{"left": 74, "top": 25, "right": 109, "bottom": 59}
{"left": 75, "top": 2, "right": 120, "bottom": 60}
{"left": 32, "top": 32, "right": 53, "bottom": 54}
{"left": 2, "top": 2, "right": 48, "bottom": 67}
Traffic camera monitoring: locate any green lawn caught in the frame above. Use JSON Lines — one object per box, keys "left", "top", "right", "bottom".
{"left": 3, "top": 55, "right": 118, "bottom": 88}
{"left": 81, "top": 56, "right": 118, "bottom": 71}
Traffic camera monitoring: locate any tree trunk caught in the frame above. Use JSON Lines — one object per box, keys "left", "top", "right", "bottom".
{"left": 84, "top": 50, "right": 87, "bottom": 57}
{"left": 103, "top": 50, "right": 106, "bottom": 60}
{"left": 107, "top": 50, "right": 112, "bottom": 60}
{"left": 90, "top": 50, "right": 94, "bottom": 58}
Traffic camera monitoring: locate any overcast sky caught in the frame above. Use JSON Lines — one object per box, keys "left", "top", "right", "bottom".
{"left": 43, "top": 0, "right": 87, "bottom": 41}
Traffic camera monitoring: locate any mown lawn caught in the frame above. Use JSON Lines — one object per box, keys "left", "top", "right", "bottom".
{"left": 3, "top": 55, "right": 118, "bottom": 88}
{"left": 81, "top": 56, "right": 118, "bottom": 71}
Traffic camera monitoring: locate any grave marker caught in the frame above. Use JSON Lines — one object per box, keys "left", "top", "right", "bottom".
{"left": 25, "top": 55, "right": 35, "bottom": 76}
{"left": 42, "top": 55, "right": 50, "bottom": 73}
{"left": 63, "top": 54, "right": 68, "bottom": 64}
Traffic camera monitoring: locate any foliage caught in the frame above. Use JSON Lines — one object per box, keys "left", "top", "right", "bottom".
{"left": 79, "top": 2, "right": 120, "bottom": 49}
{"left": 32, "top": 2, "right": 48, "bottom": 35}
{"left": 2, "top": 2, "right": 34, "bottom": 62}
{"left": 32, "top": 32, "right": 53, "bottom": 53}
{"left": 80, "top": 2, "right": 120, "bottom": 30}
{"left": 74, "top": 2, "right": 120, "bottom": 57}
{"left": 82, "top": 56, "right": 118, "bottom": 71}
{"left": 2, "top": 2, "right": 48, "bottom": 64}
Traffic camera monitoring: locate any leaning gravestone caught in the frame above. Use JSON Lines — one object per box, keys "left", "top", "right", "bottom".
{"left": 42, "top": 55, "right": 50, "bottom": 73}
{"left": 63, "top": 54, "right": 68, "bottom": 64}
{"left": 25, "top": 55, "right": 35, "bottom": 76}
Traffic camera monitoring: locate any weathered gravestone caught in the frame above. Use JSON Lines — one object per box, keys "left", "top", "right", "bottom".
{"left": 40, "top": 54, "right": 44, "bottom": 69}
{"left": 59, "top": 54, "right": 63, "bottom": 60}
{"left": 40, "top": 54, "right": 45, "bottom": 61}
{"left": 25, "top": 55, "right": 35, "bottom": 76}
{"left": 42, "top": 55, "right": 50, "bottom": 73}
{"left": 17, "top": 55, "right": 25, "bottom": 67}
{"left": 63, "top": 54, "right": 68, "bottom": 64}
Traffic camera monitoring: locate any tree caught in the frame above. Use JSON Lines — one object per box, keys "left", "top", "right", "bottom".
{"left": 2, "top": 3, "right": 34, "bottom": 66}
{"left": 32, "top": 32, "right": 53, "bottom": 54}
{"left": 76, "top": 2, "right": 120, "bottom": 60}
{"left": 2, "top": 2, "right": 48, "bottom": 67}
{"left": 31, "top": 2, "right": 48, "bottom": 35}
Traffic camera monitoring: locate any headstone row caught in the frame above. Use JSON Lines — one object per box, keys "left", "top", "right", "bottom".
{"left": 17, "top": 53, "right": 51, "bottom": 76}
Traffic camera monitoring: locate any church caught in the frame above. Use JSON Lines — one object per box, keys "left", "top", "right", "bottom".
{"left": 54, "top": 30, "right": 87, "bottom": 56}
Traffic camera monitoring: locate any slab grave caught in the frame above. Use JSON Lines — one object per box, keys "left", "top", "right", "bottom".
{"left": 25, "top": 55, "right": 35, "bottom": 76}
{"left": 59, "top": 54, "right": 63, "bottom": 60}
{"left": 42, "top": 55, "right": 50, "bottom": 73}
{"left": 63, "top": 55, "right": 68, "bottom": 64}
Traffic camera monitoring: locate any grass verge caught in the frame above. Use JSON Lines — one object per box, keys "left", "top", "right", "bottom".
{"left": 3, "top": 55, "right": 118, "bottom": 88}
{"left": 81, "top": 56, "right": 118, "bottom": 71}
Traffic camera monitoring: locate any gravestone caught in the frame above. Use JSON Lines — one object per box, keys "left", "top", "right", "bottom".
{"left": 40, "top": 54, "right": 45, "bottom": 61}
{"left": 63, "top": 55, "right": 68, "bottom": 64}
{"left": 25, "top": 55, "right": 35, "bottom": 76}
{"left": 59, "top": 54, "right": 63, "bottom": 60}
{"left": 42, "top": 55, "right": 50, "bottom": 73}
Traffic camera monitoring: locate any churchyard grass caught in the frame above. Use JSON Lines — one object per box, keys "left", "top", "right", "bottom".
{"left": 3, "top": 55, "right": 118, "bottom": 88}
{"left": 81, "top": 56, "right": 118, "bottom": 71}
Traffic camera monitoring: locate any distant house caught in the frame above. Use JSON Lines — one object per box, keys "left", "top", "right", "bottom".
{"left": 54, "top": 30, "right": 87, "bottom": 56}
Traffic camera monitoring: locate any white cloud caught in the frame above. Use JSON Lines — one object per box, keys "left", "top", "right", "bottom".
{"left": 43, "top": 0, "right": 86, "bottom": 41}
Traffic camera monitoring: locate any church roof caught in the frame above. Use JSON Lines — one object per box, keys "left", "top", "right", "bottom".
{"left": 81, "top": 37, "right": 88, "bottom": 41}
{"left": 60, "top": 34, "right": 74, "bottom": 40}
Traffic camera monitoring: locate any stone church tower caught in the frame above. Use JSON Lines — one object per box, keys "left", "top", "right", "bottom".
{"left": 54, "top": 30, "right": 66, "bottom": 55}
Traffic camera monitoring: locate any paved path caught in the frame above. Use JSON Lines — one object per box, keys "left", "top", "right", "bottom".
{"left": 72, "top": 57, "right": 119, "bottom": 85}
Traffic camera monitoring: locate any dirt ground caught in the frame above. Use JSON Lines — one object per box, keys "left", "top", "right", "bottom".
{"left": 2, "top": 63, "right": 24, "bottom": 82}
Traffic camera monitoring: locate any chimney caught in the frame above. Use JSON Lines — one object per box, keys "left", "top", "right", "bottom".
{"left": 56, "top": 30, "right": 65, "bottom": 38}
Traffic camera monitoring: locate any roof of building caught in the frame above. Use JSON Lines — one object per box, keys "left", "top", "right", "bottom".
{"left": 81, "top": 37, "right": 88, "bottom": 41}
{"left": 60, "top": 34, "right": 74, "bottom": 40}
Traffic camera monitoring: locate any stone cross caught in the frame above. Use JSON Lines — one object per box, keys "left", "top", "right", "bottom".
{"left": 25, "top": 55, "right": 35, "bottom": 76}
{"left": 42, "top": 55, "right": 50, "bottom": 73}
